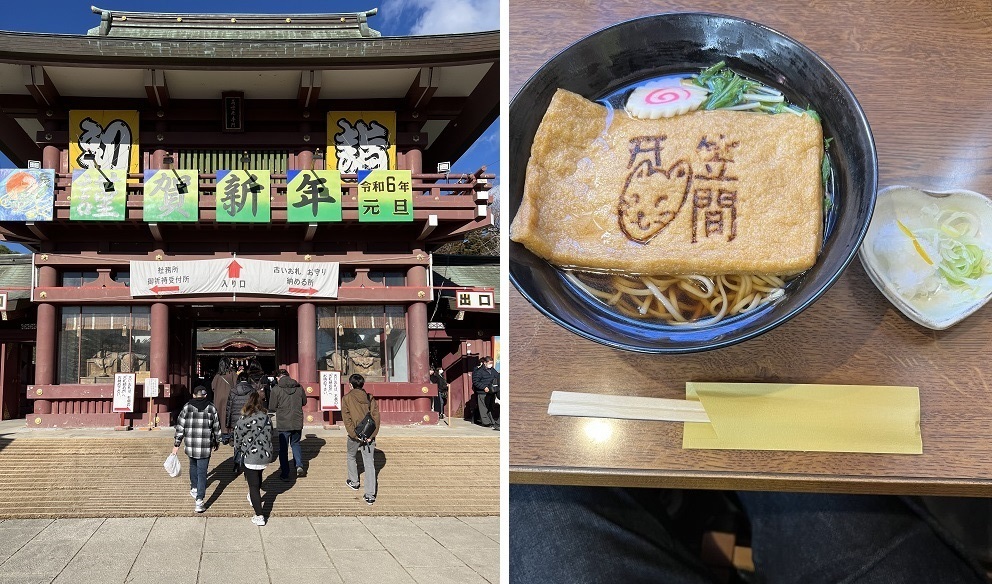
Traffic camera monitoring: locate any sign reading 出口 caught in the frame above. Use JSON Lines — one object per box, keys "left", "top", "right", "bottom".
{"left": 129, "top": 258, "right": 339, "bottom": 298}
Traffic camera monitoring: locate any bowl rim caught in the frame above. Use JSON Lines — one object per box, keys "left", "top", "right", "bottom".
{"left": 508, "top": 11, "right": 879, "bottom": 353}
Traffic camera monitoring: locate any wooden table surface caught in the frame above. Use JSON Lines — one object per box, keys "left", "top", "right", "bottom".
{"left": 508, "top": 0, "right": 992, "bottom": 496}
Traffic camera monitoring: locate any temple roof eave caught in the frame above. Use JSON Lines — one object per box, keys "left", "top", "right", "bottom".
{"left": 0, "top": 30, "right": 499, "bottom": 69}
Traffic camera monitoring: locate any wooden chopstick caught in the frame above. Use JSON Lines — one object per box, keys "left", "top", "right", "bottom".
{"left": 548, "top": 390, "right": 711, "bottom": 423}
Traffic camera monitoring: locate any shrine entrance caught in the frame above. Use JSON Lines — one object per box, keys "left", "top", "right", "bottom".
{"left": 193, "top": 325, "right": 278, "bottom": 387}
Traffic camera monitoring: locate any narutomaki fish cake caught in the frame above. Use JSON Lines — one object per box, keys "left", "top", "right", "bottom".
{"left": 510, "top": 89, "right": 824, "bottom": 276}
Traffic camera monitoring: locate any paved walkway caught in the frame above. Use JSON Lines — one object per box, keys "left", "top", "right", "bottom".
{"left": 0, "top": 515, "right": 499, "bottom": 584}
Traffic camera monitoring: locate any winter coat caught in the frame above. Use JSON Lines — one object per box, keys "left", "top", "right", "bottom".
{"left": 342, "top": 387, "right": 380, "bottom": 442}
{"left": 471, "top": 365, "right": 498, "bottom": 394}
{"left": 211, "top": 372, "right": 237, "bottom": 431}
{"left": 174, "top": 397, "right": 220, "bottom": 459}
{"left": 226, "top": 380, "right": 261, "bottom": 430}
{"left": 430, "top": 371, "right": 449, "bottom": 394}
{"left": 268, "top": 375, "right": 306, "bottom": 431}
{"left": 232, "top": 410, "right": 274, "bottom": 466}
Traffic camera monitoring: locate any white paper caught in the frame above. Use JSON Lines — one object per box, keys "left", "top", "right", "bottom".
{"left": 113, "top": 373, "right": 136, "bottom": 413}
{"left": 320, "top": 370, "right": 342, "bottom": 411}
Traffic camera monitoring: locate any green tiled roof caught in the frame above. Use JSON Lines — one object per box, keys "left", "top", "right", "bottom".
{"left": 0, "top": 254, "right": 33, "bottom": 311}
{"left": 432, "top": 255, "right": 499, "bottom": 305}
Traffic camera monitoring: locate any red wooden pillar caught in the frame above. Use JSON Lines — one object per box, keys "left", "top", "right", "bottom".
{"left": 297, "top": 302, "right": 318, "bottom": 420}
{"left": 296, "top": 149, "right": 313, "bottom": 171}
{"left": 34, "top": 264, "right": 57, "bottom": 416}
{"left": 407, "top": 261, "right": 431, "bottom": 414}
{"left": 151, "top": 149, "right": 166, "bottom": 169}
{"left": 406, "top": 148, "right": 431, "bottom": 417}
{"left": 150, "top": 302, "right": 168, "bottom": 424}
{"left": 42, "top": 145, "right": 60, "bottom": 172}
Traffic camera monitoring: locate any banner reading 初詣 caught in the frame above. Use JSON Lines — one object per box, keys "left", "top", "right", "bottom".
{"left": 69, "top": 110, "right": 140, "bottom": 175}
{"left": 327, "top": 111, "right": 396, "bottom": 172}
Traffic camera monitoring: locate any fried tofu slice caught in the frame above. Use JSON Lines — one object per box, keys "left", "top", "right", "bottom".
{"left": 510, "top": 89, "right": 824, "bottom": 276}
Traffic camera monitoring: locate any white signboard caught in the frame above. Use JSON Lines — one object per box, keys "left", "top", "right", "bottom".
{"left": 129, "top": 258, "right": 339, "bottom": 298}
{"left": 0, "top": 292, "right": 7, "bottom": 311}
{"left": 143, "top": 377, "right": 159, "bottom": 398}
{"left": 320, "top": 370, "right": 342, "bottom": 411}
{"left": 455, "top": 290, "right": 496, "bottom": 310}
{"left": 113, "top": 373, "right": 136, "bottom": 413}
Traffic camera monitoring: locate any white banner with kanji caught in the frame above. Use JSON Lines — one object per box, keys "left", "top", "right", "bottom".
{"left": 113, "top": 373, "right": 136, "bottom": 413}
{"left": 320, "top": 370, "right": 342, "bottom": 411}
{"left": 130, "top": 258, "right": 339, "bottom": 298}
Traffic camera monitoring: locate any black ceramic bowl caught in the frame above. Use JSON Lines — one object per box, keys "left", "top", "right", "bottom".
{"left": 509, "top": 13, "right": 877, "bottom": 354}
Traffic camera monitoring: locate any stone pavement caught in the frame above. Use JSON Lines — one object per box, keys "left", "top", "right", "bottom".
{"left": 0, "top": 418, "right": 498, "bottom": 517}
{"left": 0, "top": 515, "right": 500, "bottom": 584}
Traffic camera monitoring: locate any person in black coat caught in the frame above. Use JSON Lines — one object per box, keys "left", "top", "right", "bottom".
{"left": 430, "top": 366, "right": 449, "bottom": 420}
{"left": 471, "top": 356, "right": 499, "bottom": 430}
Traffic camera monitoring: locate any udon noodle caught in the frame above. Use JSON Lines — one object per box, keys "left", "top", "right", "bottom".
{"left": 566, "top": 271, "right": 786, "bottom": 325}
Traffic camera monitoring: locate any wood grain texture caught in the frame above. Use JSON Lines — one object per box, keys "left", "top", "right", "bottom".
{"left": 509, "top": 0, "right": 992, "bottom": 495}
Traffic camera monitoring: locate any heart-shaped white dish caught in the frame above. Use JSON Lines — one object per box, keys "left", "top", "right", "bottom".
{"left": 859, "top": 185, "right": 992, "bottom": 330}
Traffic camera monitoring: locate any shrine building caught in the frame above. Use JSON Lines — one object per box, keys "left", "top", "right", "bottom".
{"left": 0, "top": 7, "right": 499, "bottom": 427}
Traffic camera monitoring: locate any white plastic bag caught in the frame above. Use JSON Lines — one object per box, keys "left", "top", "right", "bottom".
{"left": 164, "top": 453, "right": 181, "bottom": 477}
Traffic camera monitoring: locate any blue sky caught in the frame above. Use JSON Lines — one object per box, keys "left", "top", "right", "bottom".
{"left": 0, "top": 0, "right": 499, "bottom": 251}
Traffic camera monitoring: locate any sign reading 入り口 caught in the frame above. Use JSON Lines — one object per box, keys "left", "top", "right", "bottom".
{"left": 0, "top": 169, "right": 54, "bottom": 221}
{"left": 455, "top": 290, "right": 496, "bottom": 310}
{"left": 129, "top": 258, "right": 339, "bottom": 298}
{"left": 69, "top": 110, "right": 140, "bottom": 174}
{"left": 70, "top": 169, "right": 127, "bottom": 221}
{"left": 143, "top": 377, "right": 159, "bottom": 399}
{"left": 143, "top": 169, "right": 198, "bottom": 222}
{"left": 113, "top": 373, "right": 136, "bottom": 413}
{"left": 320, "top": 370, "right": 342, "bottom": 411}
{"left": 327, "top": 111, "right": 396, "bottom": 172}
{"left": 215, "top": 170, "right": 270, "bottom": 222}
{"left": 358, "top": 170, "right": 413, "bottom": 222}
{"left": 287, "top": 170, "right": 342, "bottom": 222}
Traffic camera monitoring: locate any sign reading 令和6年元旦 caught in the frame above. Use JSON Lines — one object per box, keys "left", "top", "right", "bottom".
{"left": 129, "top": 258, "right": 339, "bottom": 298}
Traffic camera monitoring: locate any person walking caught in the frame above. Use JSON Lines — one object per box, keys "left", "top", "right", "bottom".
{"left": 231, "top": 390, "right": 274, "bottom": 527}
{"left": 268, "top": 368, "right": 307, "bottom": 479}
{"left": 227, "top": 366, "right": 266, "bottom": 474}
{"left": 342, "top": 373, "right": 380, "bottom": 505}
{"left": 172, "top": 385, "right": 221, "bottom": 513}
{"left": 472, "top": 356, "right": 499, "bottom": 430}
{"left": 430, "top": 366, "right": 449, "bottom": 421}
{"left": 211, "top": 357, "right": 238, "bottom": 442}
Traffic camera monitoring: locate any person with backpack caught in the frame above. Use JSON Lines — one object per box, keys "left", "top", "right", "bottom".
{"left": 268, "top": 368, "right": 307, "bottom": 479}
{"left": 341, "top": 373, "right": 380, "bottom": 505}
{"left": 231, "top": 390, "right": 274, "bottom": 526}
{"left": 172, "top": 385, "right": 221, "bottom": 514}
{"left": 227, "top": 366, "right": 266, "bottom": 474}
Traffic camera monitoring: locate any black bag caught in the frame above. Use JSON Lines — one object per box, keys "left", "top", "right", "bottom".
{"left": 354, "top": 394, "right": 376, "bottom": 442}
{"left": 233, "top": 447, "right": 244, "bottom": 470}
